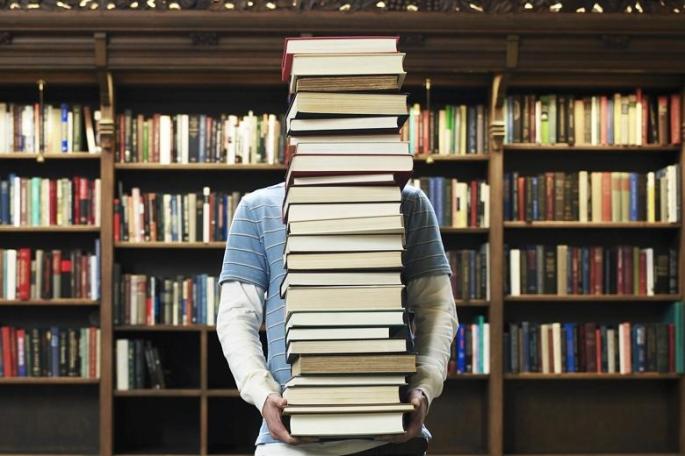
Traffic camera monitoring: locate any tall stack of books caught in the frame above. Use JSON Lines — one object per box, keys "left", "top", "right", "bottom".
{"left": 280, "top": 36, "right": 416, "bottom": 438}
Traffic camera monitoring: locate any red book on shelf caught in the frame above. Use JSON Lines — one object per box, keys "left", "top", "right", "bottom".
{"left": 49, "top": 180, "right": 57, "bottom": 225}
{"left": 571, "top": 248, "right": 579, "bottom": 295}
{"left": 616, "top": 247, "right": 624, "bottom": 294}
{"left": 469, "top": 181, "right": 478, "bottom": 227}
{"left": 80, "top": 178, "right": 89, "bottom": 225}
{"left": 9, "top": 327, "right": 17, "bottom": 377}
{"left": 545, "top": 173, "right": 555, "bottom": 220}
{"left": 18, "top": 248, "right": 31, "bottom": 301}
{"left": 594, "top": 247, "right": 603, "bottom": 295}
{"left": 639, "top": 250, "right": 647, "bottom": 295}
{"left": 668, "top": 323, "right": 675, "bottom": 372}
{"left": 280, "top": 36, "right": 399, "bottom": 82}
{"left": 671, "top": 94, "right": 681, "bottom": 145}
{"left": 578, "top": 324, "right": 586, "bottom": 372}
{"left": 422, "top": 109, "right": 430, "bottom": 155}
{"left": 595, "top": 328, "right": 602, "bottom": 373}
{"left": 517, "top": 177, "right": 526, "bottom": 221}
{"left": 658, "top": 96, "right": 669, "bottom": 145}
{"left": 601, "top": 172, "right": 612, "bottom": 222}
{"left": 1, "top": 327, "right": 11, "bottom": 377}
{"left": 113, "top": 198, "right": 121, "bottom": 242}
{"left": 89, "top": 327, "right": 96, "bottom": 379}
{"left": 600, "top": 96, "right": 608, "bottom": 145}
{"left": 640, "top": 91, "right": 649, "bottom": 145}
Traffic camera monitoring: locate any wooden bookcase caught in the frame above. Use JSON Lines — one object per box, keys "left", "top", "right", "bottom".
{"left": 0, "top": 11, "right": 684, "bottom": 456}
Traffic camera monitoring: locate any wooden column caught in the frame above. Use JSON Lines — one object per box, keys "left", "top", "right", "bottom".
{"left": 679, "top": 86, "right": 685, "bottom": 456}
{"left": 488, "top": 72, "right": 506, "bottom": 456}
{"left": 96, "top": 32, "right": 115, "bottom": 456}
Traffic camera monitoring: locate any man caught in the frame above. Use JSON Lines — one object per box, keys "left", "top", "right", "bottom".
{"left": 216, "top": 181, "right": 458, "bottom": 455}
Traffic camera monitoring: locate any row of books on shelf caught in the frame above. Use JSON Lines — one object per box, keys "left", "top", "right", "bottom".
{"left": 506, "top": 306, "right": 685, "bottom": 374}
{"left": 0, "top": 175, "right": 101, "bottom": 227}
{"left": 449, "top": 315, "right": 490, "bottom": 374}
{"left": 113, "top": 266, "right": 219, "bottom": 326}
{"left": 114, "top": 186, "right": 244, "bottom": 243}
{"left": 115, "top": 338, "right": 165, "bottom": 390}
{"left": 504, "top": 167, "right": 680, "bottom": 223}
{"left": 402, "top": 103, "right": 490, "bottom": 156}
{"left": 448, "top": 246, "right": 490, "bottom": 301}
{"left": 0, "top": 103, "right": 101, "bottom": 154}
{"left": 0, "top": 326, "right": 101, "bottom": 378}
{"left": 116, "top": 111, "right": 285, "bottom": 165}
{"left": 0, "top": 243, "right": 100, "bottom": 300}
{"left": 503, "top": 91, "right": 682, "bottom": 146}
{"left": 408, "top": 178, "right": 489, "bottom": 228}
{"left": 506, "top": 245, "right": 678, "bottom": 297}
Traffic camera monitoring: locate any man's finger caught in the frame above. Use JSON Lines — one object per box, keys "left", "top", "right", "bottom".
{"left": 272, "top": 396, "right": 288, "bottom": 409}
{"left": 268, "top": 418, "right": 299, "bottom": 445}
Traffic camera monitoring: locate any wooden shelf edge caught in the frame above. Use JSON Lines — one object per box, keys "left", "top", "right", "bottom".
{"left": 414, "top": 154, "right": 490, "bottom": 162}
{"left": 0, "top": 226, "right": 100, "bottom": 233}
{"left": 0, "top": 299, "right": 99, "bottom": 306}
{"left": 446, "top": 373, "right": 489, "bottom": 380}
{"left": 205, "top": 389, "right": 241, "bottom": 397}
{"left": 440, "top": 227, "right": 489, "bottom": 234}
{"left": 0, "top": 377, "right": 99, "bottom": 384}
{"left": 0, "top": 152, "right": 101, "bottom": 160}
{"left": 114, "top": 163, "right": 286, "bottom": 171}
{"left": 504, "top": 373, "right": 681, "bottom": 380}
{"left": 504, "top": 143, "right": 681, "bottom": 152}
{"left": 504, "top": 222, "right": 680, "bottom": 229}
{"left": 505, "top": 294, "right": 681, "bottom": 302}
{"left": 114, "top": 389, "right": 202, "bottom": 397}
{"left": 115, "top": 242, "right": 225, "bottom": 249}
{"left": 115, "top": 325, "right": 213, "bottom": 332}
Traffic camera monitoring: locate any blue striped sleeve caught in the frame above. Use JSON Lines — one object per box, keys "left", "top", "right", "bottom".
{"left": 219, "top": 198, "right": 269, "bottom": 289}
{"left": 402, "top": 187, "right": 452, "bottom": 281}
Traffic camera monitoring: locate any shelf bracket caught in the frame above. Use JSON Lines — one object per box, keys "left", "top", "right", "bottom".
{"left": 95, "top": 32, "right": 115, "bottom": 153}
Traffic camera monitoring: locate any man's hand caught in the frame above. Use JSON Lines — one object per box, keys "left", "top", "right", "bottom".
{"left": 377, "top": 388, "right": 428, "bottom": 444}
{"left": 262, "top": 393, "right": 299, "bottom": 445}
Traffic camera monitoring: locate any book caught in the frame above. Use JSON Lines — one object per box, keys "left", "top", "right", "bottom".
{"left": 285, "top": 251, "right": 403, "bottom": 270}
{"left": 286, "top": 327, "right": 394, "bottom": 342}
{"left": 285, "top": 375, "right": 406, "bottom": 387}
{"left": 115, "top": 338, "right": 166, "bottom": 390}
{"left": 286, "top": 202, "right": 401, "bottom": 223}
{"left": 284, "top": 285, "right": 404, "bottom": 316}
{"left": 286, "top": 408, "right": 409, "bottom": 437}
{"left": 284, "top": 234, "right": 404, "bottom": 254}
{"left": 288, "top": 214, "right": 404, "bottom": 236}
{"left": 287, "top": 339, "right": 408, "bottom": 361}
{"left": 280, "top": 272, "right": 402, "bottom": 297}
{"left": 285, "top": 154, "right": 412, "bottom": 188}
{"left": 285, "top": 311, "right": 405, "bottom": 330}
{"left": 291, "top": 354, "right": 416, "bottom": 376}
{"left": 287, "top": 92, "right": 408, "bottom": 123}
{"left": 283, "top": 385, "right": 400, "bottom": 405}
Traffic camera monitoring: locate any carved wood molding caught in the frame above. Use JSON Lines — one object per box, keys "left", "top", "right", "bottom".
{"left": 1, "top": 0, "right": 684, "bottom": 12}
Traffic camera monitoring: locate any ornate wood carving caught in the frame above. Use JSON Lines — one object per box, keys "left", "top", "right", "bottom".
{"left": 0, "top": 0, "right": 683, "bottom": 12}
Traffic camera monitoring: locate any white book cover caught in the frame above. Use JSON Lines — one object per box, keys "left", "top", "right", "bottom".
{"left": 202, "top": 187, "right": 210, "bottom": 243}
{"left": 95, "top": 179, "right": 101, "bottom": 227}
{"left": 6, "top": 249, "right": 16, "bottom": 300}
{"left": 163, "top": 194, "right": 172, "bottom": 242}
{"left": 607, "top": 328, "right": 616, "bottom": 373}
{"left": 471, "top": 323, "right": 479, "bottom": 374}
{"left": 96, "top": 329, "right": 101, "bottom": 379}
{"left": 159, "top": 115, "right": 172, "bottom": 164}
{"left": 647, "top": 172, "right": 656, "bottom": 222}
{"left": 645, "top": 248, "right": 654, "bottom": 296}
{"left": 668, "top": 165, "right": 678, "bottom": 223}
{"left": 510, "top": 249, "right": 520, "bottom": 296}
{"left": 41, "top": 179, "right": 50, "bottom": 226}
{"left": 552, "top": 322, "right": 562, "bottom": 374}
{"left": 636, "top": 98, "right": 643, "bottom": 146}
{"left": 578, "top": 171, "right": 588, "bottom": 222}
{"left": 618, "top": 323, "right": 626, "bottom": 374}
{"left": 483, "top": 323, "right": 490, "bottom": 374}
{"left": 116, "top": 339, "right": 129, "bottom": 390}
{"left": 540, "top": 324, "right": 549, "bottom": 374}
{"left": 188, "top": 193, "right": 197, "bottom": 242}
{"left": 481, "top": 182, "right": 490, "bottom": 228}
{"left": 207, "top": 276, "right": 216, "bottom": 326}
{"left": 12, "top": 174, "right": 20, "bottom": 226}
{"left": 172, "top": 282, "right": 180, "bottom": 326}
{"left": 591, "top": 96, "right": 599, "bottom": 145}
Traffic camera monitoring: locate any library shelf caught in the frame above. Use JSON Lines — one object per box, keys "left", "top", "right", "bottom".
{"left": 0, "top": 225, "right": 101, "bottom": 233}
{"left": 413, "top": 154, "right": 490, "bottom": 163}
{"left": 504, "top": 221, "right": 680, "bottom": 229}
{"left": 504, "top": 373, "right": 681, "bottom": 380}
{"left": 503, "top": 143, "right": 681, "bottom": 152}
{"left": 113, "top": 389, "right": 202, "bottom": 397}
{"left": 114, "top": 163, "right": 286, "bottom": 171}
{"left": 114, "top": 242, "right": 225, "bottom": 249}
{"left": 0, "top": 298, "right": 99, "bottom": 306}
{"left": 504, "top": 294, "right": 681, "bottom": 302}
{"left": 115, "top": 325, "right": 212, "bottom": 332}
{"left": 0, "top": 152, "right": 102, "bottom": 160}
{"left": 440, "top": 227, "right": 489, "bottom": 234}
{"left": 446, "top": 373, "right": 489, "bottom": 380}
{"left": 205, "top": 389, "right": 241, "bottom": 397}
{"left": 0, "top": 377, "right": 99, "bottom": 385}
{"left": 455, "top": 299, "right": 490, "bottom": 307}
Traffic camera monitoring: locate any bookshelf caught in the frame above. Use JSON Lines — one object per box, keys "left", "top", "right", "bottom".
{"left": 0, "top": 10, "right": 683, "bottom": 456}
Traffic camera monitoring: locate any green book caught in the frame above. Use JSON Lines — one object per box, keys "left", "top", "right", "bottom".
{"left": 32, "top": 177, "right": 41, "bottom": 225}
{"left": 540, "top": 95, "right": 550, "bottom": 145}
{"left": 72, "top": 105, "right": 82, "bottom": 152}
{"left": 142, "top": 121, "right": 149, "bottom": 163}
{"left": 476, "top": 314, "right": 485, "bottom": 373}
{"left": 548, "top": 95, "right": 557, "bottom": 144}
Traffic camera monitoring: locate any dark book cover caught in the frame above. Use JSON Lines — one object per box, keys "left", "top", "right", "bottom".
{"left": 554, "top": 172, "right": 565, "bottom": 221}
{"left": 59, "top": 329, "right": 68, "bottom": 376}
{"left": 656, "top": 323, "right": 669, "bottom": 373}
{"left": 558, "top": 95, "right": 567, "bottom": 143}
{"left": 504, "top": 330, "right": 511, "bottom": 373}
{"left": 135, "top": 339, "right": 145, "bottom": 389}
{"left": 585, "top": 322, "right": 597, "bottom": 372}
{"left": 538, "top": 173, "right": 547, "bottom": 222}
{"left": 522, "top": 95, "right": 530, "bottom": 143}
{"left": 600, "top": 325, "right": 608, "bottom": 373}
{"left": 188, "top": 114, "right": 200, "bottom": 163}
{"left": 513, "top": 95, "right": 522, "bottom": 143}
{"left": 646, "top": 323, "right": 657, "bottom": 372}
{"left": 544, "top": 246, "right": 557, "bottom": 294}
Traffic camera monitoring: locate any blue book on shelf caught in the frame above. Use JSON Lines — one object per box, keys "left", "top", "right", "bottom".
{"left": 581, "top": 248, "right": 590, "bottom": 294}
{"left": 435, "top": 178, "right": 444, "bottom": 226}
{"left": 521, "top": 321, "right": 530, "bottom": 372}
{"left": 61, "top": 103, "right": 69, "bottom": 152}
{"left": 199, "top": 114, "right": 206, "bottom": 163}
{"left": 456, "top": 326, "right": 465, "bottom": 373}
{"left": 201, "top": 274, "right": 208, "bottom": 324}
{"left": 50, "top": 326, "right": 60, "bottom": 377}
{"left": 607, "top": 98, "right": 614, "bottom": 145}
{"left": 629, "top": 173, "right": 638, "bottom": 221}
{"left": 468, "top": 106, "right": 477, "bottom": 154}
{"left": 636, "top": 324, "right": 646, "bottom": 373}
{"left": 564, "top": 323, "right": 575, "bottom": 372}
{"left": 0, "top": 180, "right": 8, "bottom": 224}
{"left": 17, "top": 334, "right": 26, "bottom": 377}
{"left": 531, "top": 177, "right": 539, "bottom": 220}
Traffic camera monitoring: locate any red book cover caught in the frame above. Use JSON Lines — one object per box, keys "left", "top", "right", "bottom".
{"left": 89, "top": 327, "right": 96, "bottom": 379}
{"left": 571, "top": 248, "right": 579, "bottom": 295}
{"left": 668, "top": 323, "right": 675, "bottom": 372}
{"left": 1, "top": 327, "right": 11, "bottom": 376}
{"left": 640, "top": 91, "right": 649, "bottom": 145}
{"left": 545, "top": 173, "right": 555, "bottom": 220}
{"left": 422, "top": 109, "right": 430, "bottom": 155}
{"left": 18, "top": 248, "right": 31, "bottom": 301}
{"left": 49, "top": 180, "right": 57, "bottom": 225}
{"left": 658, "top": 96, "right": 669, "bottom": 145}
{"left": 594, "top": 247, "right": 603, "bottom": 295}
{"left": 113, "top": 198, "right": 121, "bottom": 242}
{"left": 52, "top": 250, "right": 61, "bottom": 299}
{"left": 617, "top": 246, "right": 624, "bottom": 294}
{"left": 671, "top": 94, "right": 681, "bottom": 145}
{"left": 624, "top": 247, "right": 633, "bottom": 296}
{"left": 600, "top": 96, "right": 608, "bottom": 145}
{"left": 639, "top": 250, "right": 647, "bottom": 295}
{"left": 601, "top": 172, "right": 612, "bottom": 222}
{"left": 146, "top": 289, "right": 153, "bottom": 326}
{"left": 80, "top": 177, "right": 88, "bottom": 225}
{"left": 589, "top": 247, "right": 596, "bottom": 293}
{"left": 9, "top": 327, "right": 17, "bottom": 377}
{"left": 517, "top": 177, "right": 526, "bottom": 221}
{"left": 595, "top": 328, "right": 602, "bottom": 373}
{"left": 280, "top": 36, "right": 399, "bottom": 82}
{"left": 469, "top": 181, "right": 478, "bottom": 227}
{"left": 73, "top": 177, "right": 80, "bottom": 226}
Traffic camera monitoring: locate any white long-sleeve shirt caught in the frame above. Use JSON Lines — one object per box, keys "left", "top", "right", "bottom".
{"left": 216, "top": 274, "right": 458, "bottom": 455}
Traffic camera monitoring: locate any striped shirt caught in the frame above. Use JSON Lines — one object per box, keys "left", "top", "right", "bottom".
{"left": 219, "top": 181, "right": 451, "bottom": 446}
